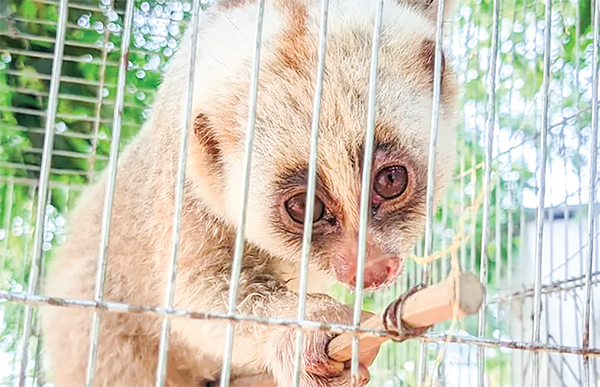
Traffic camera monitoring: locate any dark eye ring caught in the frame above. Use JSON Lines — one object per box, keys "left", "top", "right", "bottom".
{"left": 284, "top": 193, "right": 325, "bottom": 224}
{"left": 373, "top": 166, "right": 409, "bottom": 200}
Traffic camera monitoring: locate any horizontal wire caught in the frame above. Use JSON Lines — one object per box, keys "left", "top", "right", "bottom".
{"left": 0, "top": 176, "right": 85, "bottom": 191}
{"left": 0, "top": 106, "right": 140, "bottom": 126}
{"left": 18, "top": 148, "right": 109, "bottom": 161}
{"left": 3, "top": 47, "right": 121, "bottom": 66}
{"left": 3, "top": 124, "right": 111, "bottom": 140}
{"left": 28, "top": 0, "right": 125, "bottom": 14}
{"left": 0, "top": 161, "right": 96, "bottom": 177}
{"left": 4, "top": 86, "right": 148, "bottom": 109}
{"left": 2, "top": 69, "right": 159, "bottom": 91}
{"left": 2, "top": 290, "right": 600, "bottom": 357}
{"left": 0, "top": 31, "right": 148, "bottom": 57}
{"left": 490, "top": 271, "right": 600, "bottom": 304}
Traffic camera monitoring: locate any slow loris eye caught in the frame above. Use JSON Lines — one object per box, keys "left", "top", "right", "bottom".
{"left": 285, "top": 193, "right": 325, "bottom": 224}
{"left": 374, "top": 166, "right": 409, "bottom": 199}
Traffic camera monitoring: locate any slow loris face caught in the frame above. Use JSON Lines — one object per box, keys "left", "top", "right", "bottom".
{"left": 187, "top": 0, "right": 458, "bottom": 290}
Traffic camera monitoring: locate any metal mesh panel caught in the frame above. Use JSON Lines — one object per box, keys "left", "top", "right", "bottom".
{"left": 0, "top": 0, "right": 599, "bottom": 386}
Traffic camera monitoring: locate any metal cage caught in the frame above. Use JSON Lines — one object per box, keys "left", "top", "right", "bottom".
{"left": 0, "top": 0, "right": 599, "bottom": 386}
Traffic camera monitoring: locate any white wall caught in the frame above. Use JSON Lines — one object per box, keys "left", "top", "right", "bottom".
{"left": 510, "top": 206, "right": 600, "bottom": 387}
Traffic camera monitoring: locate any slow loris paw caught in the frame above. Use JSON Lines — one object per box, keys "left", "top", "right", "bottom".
{"left": 383, "top": 283, "right": 432, "bottom": 341}
{"left": 271, "top": 306, "right": 378, "bottom": 387}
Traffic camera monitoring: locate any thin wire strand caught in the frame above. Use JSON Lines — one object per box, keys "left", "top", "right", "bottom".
{"left": 582, "top": 0, "right": 600, "bottom": 384}
{"left": 11, "top": 186, "right": 36, "bottom": 380}
{"left": 5, "top": 290, "right": 600, "bottom": 356}
{"left": 495, "top": 177, "right": 503, "bottom": 386}
{"left": 417, "top": 0, "right": 447, "bottom": 381}
{"left": 154, "top": 1, "right": 203, "bottom": 386}
{"left": 0, "top": 182, "right": 14, "bottom": 280}
{"left": 475, "top": 0, "right": 501, "bottom": 382}
{"left": 84, "top": 1, "right": 135, "bottom": 385}
{"left": 87, "top": 23, "right": 112, "bottom": 183}
{"left": 531, "top": 0, "right": 553, "bottom": 383}
{"left": 219, "top": 2, "right": 266, "bottom": 386}
{"left": 351, "top": 1, "right": 384, "bottom": 384}
{"left": 16, "top": 1, "right": 69, "bottom": 385}
{"left": 291, "top": 1, "right": 330, "bottom": 386}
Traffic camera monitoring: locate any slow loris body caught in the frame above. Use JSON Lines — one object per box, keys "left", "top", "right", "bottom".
{"left": 42, "top": 0, "right": 458, "bottom": 386}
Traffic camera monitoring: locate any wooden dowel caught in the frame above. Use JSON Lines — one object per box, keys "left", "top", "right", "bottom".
{"left": 230, "top": 271, "right": 485, "bottom": 387}
{"left": 326, "top": 271, "right": 484, "bottom": 362}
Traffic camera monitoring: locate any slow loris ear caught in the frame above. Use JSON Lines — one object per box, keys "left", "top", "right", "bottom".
{"left": 193, "top": 113, "right": 222, "bottom": 167}
{"left": 188, "top": 113, "right": 227, "bottom": 210}
{"left": 398, "top": 0, "right": 457, "bottom": 23}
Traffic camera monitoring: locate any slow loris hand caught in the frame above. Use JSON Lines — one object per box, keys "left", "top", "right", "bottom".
{"left": 270, "top": 305, "right": 380, "bottom": 387}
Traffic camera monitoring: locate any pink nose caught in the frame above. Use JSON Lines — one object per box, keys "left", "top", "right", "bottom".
{"left": 333, "top": 238, "right": 402, "bottom": 289}
{"left": 348, "top": 255, "right": 400, "bottom": 289}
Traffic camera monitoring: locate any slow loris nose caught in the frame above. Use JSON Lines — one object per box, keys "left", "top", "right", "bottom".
{"left": 333, "top": 234, "right": 402, "bottom": 289}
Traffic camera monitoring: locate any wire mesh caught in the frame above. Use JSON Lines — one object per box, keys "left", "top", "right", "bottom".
{"left": 0, "top": 0, "right": 599, "bottom": 387}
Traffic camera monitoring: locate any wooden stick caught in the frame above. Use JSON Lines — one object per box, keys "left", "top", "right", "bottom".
{"left": 230, "top": 271, "right": 485, "bottom": 387}
{"left": 326, "top": 271, "right": 484, "bottom": 362}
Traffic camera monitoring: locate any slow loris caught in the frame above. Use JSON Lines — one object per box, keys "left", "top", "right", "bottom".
{"left": 42, "top": 0, "right": 458, "bottom": 386}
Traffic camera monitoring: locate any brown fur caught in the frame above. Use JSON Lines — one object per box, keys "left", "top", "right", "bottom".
{"left": 42, "top": 0, "right": 458, "bottom": 386}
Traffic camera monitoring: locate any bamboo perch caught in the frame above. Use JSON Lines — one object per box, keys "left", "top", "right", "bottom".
{"left": 229, "top": 271, "right": 485, "bottom": 387}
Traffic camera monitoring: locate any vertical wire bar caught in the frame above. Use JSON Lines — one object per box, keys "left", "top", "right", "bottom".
{"left": 458, "top": 0, "right": 475, "bottom": 273}
{"left": 219, "top": 2, "right": 266, "bottom": 386}
{"left": 0, "top": 181, "right": 14, "bottom": 277}
{"left": 441, "top": 194, "right": 449, "bottom": 280}
{"left": 420, "top": 0, "right": 447, "bottom": 290}
{"left": 87, "top": 24, "right": 112, "bottom": 182}
{"left": 32, "top": 187, "right": 53, "bottom": 387}
{"left": 154, "top": 2, "right": 203, "bottom": 386}
{"left": 531, "top": 0, "right": 553, "bottom": 383}
{"left": 518, "top": 141, "right": 526, "bottom": 387}
{"left": 582, "top": 0, "right": 600, "bottom": 383}
{"left": 17, "top": 1, "right": 69, "bottom": 385}
{"left": 559, "top": 29, "right": 570, "bottom": 378}
{"left": 554, "top": 8, "right": 573, "bottom": 380}
{"left": 504, "top": 6, "right": 517, "bottom": 376}
{"left": 459, "top": 135, "right": 467, "bottom": 272}
{"left": 494, "top": 177, "right": 503, "bottom": 386}
{"left": 475, "top": 0, "right": 500, "bottom": 383}
{"left": 593, "top": 244, "right": 600, "bottom": 382}
{"left": 575, "top": 0, "right": 585, "bottom": 380}
{"left": 84, "top": 1, "right": 135, "bottom": 385}
{"left": 416, "top": 0, "right": 447, "bottom": 381}
{"left": 351, "top": 1, "right": 384, "bottom": 384}
{"left": 12, "top": 186, "right": 36, "bottom": 379}
{"left": 546, "top": 206, "right": 553, "bottom": 384}
{"left": 291, "top": 1, "right": 329, "bottom": 386}
{"left": 400, "top": 267, "right": 408, "bottom": 384}
{"left": 469, "top": 7, "right": 479, "bottom": 278}
{"left": 507, "top": 161, "right": 514, "bottom": 387}
{"left": 524, "top": 6, "right": 542, "bottom": 382}
{"left": 561, "top": 194, "right": 568, "bottom": 381}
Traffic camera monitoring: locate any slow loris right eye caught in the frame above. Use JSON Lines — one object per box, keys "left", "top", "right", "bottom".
{"left": 374, "top": 166, "right": 409, "bottom": 199}
{"left": 285, "top": 193, "right": 325, "bottom": 224}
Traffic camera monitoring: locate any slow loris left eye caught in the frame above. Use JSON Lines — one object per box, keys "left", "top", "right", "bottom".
{"left": 285, "top": 193, "right": 325, "bottom": 224}
{"left": 374, "top": 166, "right": 409, "bottom": 199}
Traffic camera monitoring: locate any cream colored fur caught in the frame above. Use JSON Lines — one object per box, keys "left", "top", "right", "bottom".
{"left": 42, "top": 0, "right": 458, "bottom": 386}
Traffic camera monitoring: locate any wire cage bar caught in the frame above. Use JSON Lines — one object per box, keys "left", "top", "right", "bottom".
{"left": 1, "top": 0, "right": 599, "bottom": 386}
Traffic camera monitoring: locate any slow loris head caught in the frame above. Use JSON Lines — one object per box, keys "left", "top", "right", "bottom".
{"left": 183, "top": 0, "right": 458, "bottom": 290}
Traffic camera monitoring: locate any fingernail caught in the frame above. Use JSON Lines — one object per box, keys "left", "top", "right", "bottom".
{"left": 326, "top": 359, "right": 345, "bottom": 374}
{"left": 358, "top": 367, "right": 370, "bottom": 385}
